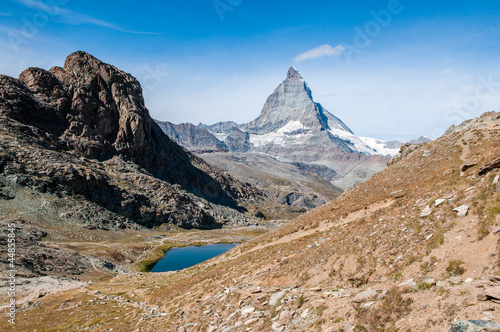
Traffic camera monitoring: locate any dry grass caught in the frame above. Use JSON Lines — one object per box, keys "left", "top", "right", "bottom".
{"left": 355, "top": 287, "right": 413, "bottom": 331}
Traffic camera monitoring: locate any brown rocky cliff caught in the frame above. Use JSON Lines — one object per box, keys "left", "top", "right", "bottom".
{"left": 3, "top": 51, "right": 257, "bottom": 205}
{"left": 0, "top": 51, "right": 261, "bottom": 229}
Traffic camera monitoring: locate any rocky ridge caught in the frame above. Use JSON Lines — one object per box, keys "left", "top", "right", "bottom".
{"left": 155, "top": 121, "right": 228, "bottom": 153}
{"left": 0, "top": 51, "right": 265, "bottom": 232}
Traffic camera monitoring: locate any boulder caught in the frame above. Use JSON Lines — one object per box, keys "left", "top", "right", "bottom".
{"left": 399, "top": 279, "right": 418, "bottom": 290}
{"left": 461, "top": 161, "right": 478, "bottom": 172}
{"left": 454, "top": 205, "right": 469, "bottom": 217}
{"left": 450, "top": 320, "right": 500, "bottom": 332}
{"left": 478, "top": 158, "right": 500, "bottom": 176}
{"left": 422, "top": 277, "right": 436, "bottom": 286}
{"left": 420, "top": 206, "right": 433, "bottom": 217}
{"left": 485, "top": 286, "right": 500, "bottom": 300}
{"left": 240, "top": 306, "right": 255, "bottom": 317}
{"left": 435, "top": 199, "right": 446, "bottom": 206}
{"left": 352, "top": 289, "right": 377, "bottom": 303}
{"left": 269, "top": 290, "right": 287, "bottom": 306}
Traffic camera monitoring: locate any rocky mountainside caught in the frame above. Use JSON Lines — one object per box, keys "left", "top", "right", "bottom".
{"left": 0, "top": 51, "right": 263, "bottom": 231}
{"left": 159, "top": 67, "right": 413, "bottom": 190}
{"left": 15, "top": 112, "right": 500, "bottom": 331}
{"left": 201, "top": 152, "right": 343, "bottom": 209}
{"left": 155, "top": 120, "right": 228, "bottom": 153}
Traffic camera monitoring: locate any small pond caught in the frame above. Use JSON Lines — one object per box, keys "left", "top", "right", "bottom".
{"left": 151, "top": 243, "right": 239, "bottom": 272}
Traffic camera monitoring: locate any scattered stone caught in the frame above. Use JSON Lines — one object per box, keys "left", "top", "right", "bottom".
{"left": 300, "top": 308, "right": 309, "bottom": 319}
{"left": 377, "top": 289, "right": 388, "bottom": 300}
{"left": 249, "top": 287, "right": 262, "bottom": 294}
{"left": 422, "top": 150, "right": 431, "bottom": 158}
{"left": 390, "top": 190, "right": 406, "bottom": 198}
{"left": 420, "top": 206, "right": 433, "bottom": 217}
{"left": 353, "top": 289, "right": 377, "bottom": 303}
{"left": 344, "top": 322, "right": 355, "bottom": 331}
{"left": 465, "top": 278, "right": 474, "bottom": 283}
{"left": 461, "top": 161, "right": 478, "bottom": 172}
{"left": 489, "top": 276, "right": 500, "bottom": 283}
{"left": 473, "top": 280, "right": 491, "bottom": 288}
{"left": 485, "top": 287, "right": 500, "bottom": 300}
{"left": 269, "top": 291, "right": 287, "bottom": 306}
{"left": 435, "top": 199, "right": 446, "bottom": 206}
{"left": 272, "top": 322, "right": 284, "bottom": 332}
{"left": 478, "top": 294, "right": 489, "bottom": 301}
{"left": 362, "top": 301, "right": 375, "bottom": 309}
{"left": 240, "top": 306, "right": 255, "bottom": 317}
{"left": 493, "top": 175, "right": 500, "bottom": 184}
{"left": 493, "top": 228, "right": 500, "bottom": 235}
{"left": 244, "top": 318, "right": 258, "bottom": 325}
{"left": 311, "top": 287, "right": 322, "bottom": 292}
{"left": 448, "top": 277, "right": 462, "bottom": 284}
{"left": 436, "top": 281, "right": 449, "bottom": 288}
{"left": 450, "top": 320, "right": 500, "bottom": 332}
{"left": 453, "top": 205, "right": 469, "bottom": 217}
{"left": 422, "top": 277, "right": 436, "bottom": 286}
{"left": 399, "top": 279, "right": 418, "bottom": 290}
{"left": 478, "top": 157, "right": 500, "bottom": 176}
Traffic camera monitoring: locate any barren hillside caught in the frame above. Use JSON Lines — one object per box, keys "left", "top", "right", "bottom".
{"left": 6, "top": 111, "right": 500, "bottom": 331}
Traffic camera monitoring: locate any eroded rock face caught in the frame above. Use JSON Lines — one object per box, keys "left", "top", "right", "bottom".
{"left": 246, "top": 66, "right": 351, "bottom": 136}
{"left": 0, "top": 51, "right": 261, "bottom": 229}
{"left": 0, "top": 220, "right": 94, "bottom": 277}
{"left": 156, "top": 120, "right": 228, "bottom": 153}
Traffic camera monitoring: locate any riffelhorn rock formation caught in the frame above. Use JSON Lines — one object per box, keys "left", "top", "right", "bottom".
{"left": 0, "top": 51, "right": 262, "bottom": 230}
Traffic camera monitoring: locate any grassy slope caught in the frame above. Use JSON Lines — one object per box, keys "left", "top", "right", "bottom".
{"left": 4, "top": 112, "right": 500, "bottom": 331}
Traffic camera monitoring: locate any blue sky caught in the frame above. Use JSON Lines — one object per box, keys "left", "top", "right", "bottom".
{"left": 1, "top": 0, "right": 499, "bottom": 140}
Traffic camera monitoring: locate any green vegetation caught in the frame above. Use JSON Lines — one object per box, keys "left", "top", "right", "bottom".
{"left": 446, "top": 260, "right": 466, "bottom": 277}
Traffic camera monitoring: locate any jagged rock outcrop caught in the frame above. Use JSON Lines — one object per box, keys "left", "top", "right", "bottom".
{"left": 0, "top": 219, "right": 98, "bottom": 277}
{"left": 0, "top": 51, "right": 262, "bottom": 230}
{"left": 155, "top": 120, "right": 228, "bottom": 153}
{"left": 224, "top": 127, "right": 252, "bottom": 152}
{"left": 245, "top": 66, "right": 352, "bottom": 137}
{"left": 387, "top": 142, "right": 422, "bottom": 166}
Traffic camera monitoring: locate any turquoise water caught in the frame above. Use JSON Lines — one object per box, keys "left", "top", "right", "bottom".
{"left": 151, "top": 243, "right": 238, "bottom": 272}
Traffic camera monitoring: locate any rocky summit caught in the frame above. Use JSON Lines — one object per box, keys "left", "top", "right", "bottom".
{"left": 0, "top": 51, "right": 263, "bottom": 231}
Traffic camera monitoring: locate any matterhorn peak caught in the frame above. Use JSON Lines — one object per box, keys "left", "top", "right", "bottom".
{"left": 287, "top": 66, "right": 303, "bottom": 80}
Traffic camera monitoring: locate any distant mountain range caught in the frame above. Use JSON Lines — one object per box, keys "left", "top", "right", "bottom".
{"left": 156, "top": 67, "right": 430, "bottom": 190}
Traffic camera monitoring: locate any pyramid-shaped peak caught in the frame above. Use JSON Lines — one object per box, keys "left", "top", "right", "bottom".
{"left": 287, "top": 66, "right": 303, "bottom": 80}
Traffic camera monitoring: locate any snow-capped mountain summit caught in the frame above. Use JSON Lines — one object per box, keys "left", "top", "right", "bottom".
{"left": 160, "top": 67, "right": 425, "bottom": 189}
{"left": 246, "top": 66, "right": 351, "bottom": 136}
{"left": 244, "top": 66, "right": 399, "bottom": 156}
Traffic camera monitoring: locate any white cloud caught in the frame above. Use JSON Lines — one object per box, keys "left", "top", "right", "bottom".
{"left": 440, "top": 68, "right": 454, "bottom": 75}
{"left": 294, "top": 44, "right": 346, "bottom": 63}
{"left": 13, "top": 0, "right": 159, "bottom": 35}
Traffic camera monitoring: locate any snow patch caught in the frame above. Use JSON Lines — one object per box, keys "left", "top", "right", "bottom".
{"left": 358, "top": 136, "right": 401, "bottom": 157}
{"left": 212, "top": 133, "right": 228, "bottom": 142}
{"left": 249, "top": 121, "right": 311, "bottom": 147}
